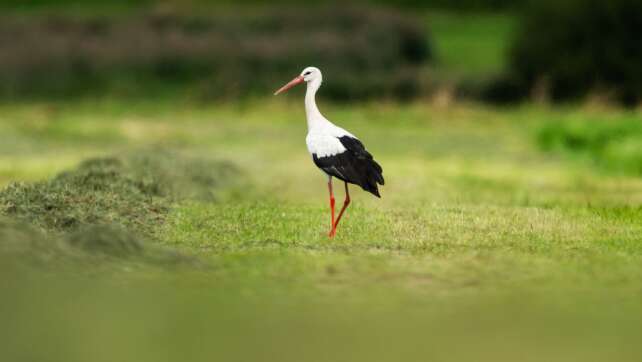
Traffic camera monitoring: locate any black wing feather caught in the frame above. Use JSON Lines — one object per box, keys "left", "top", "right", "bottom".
{"left": 312, "top": 136, "right": 384, "bottom": 197}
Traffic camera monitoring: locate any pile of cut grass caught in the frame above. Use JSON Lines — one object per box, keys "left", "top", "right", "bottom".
{"left": 1, "top": 157, "right": 167, "bottom": 235}
{"left": 0, "top": 150, "right": 238, "bottom": 234}
{"left": 0, "top": 150, "right": 239, "bottom": 262}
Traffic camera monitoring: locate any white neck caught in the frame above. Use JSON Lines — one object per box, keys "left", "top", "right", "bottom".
{"left": 304, "top": 79, "right": 330, "bottom": 131}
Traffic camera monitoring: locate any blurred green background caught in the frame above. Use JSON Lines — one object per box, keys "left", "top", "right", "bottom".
{"left": 1, "top": 1, "right": 642, "bottom": 361}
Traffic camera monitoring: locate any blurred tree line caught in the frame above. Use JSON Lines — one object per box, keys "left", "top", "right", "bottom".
{"left": 1, "top": 0, "right": 641, "bottom": 105}
{"left": 0, "top": 6, "right": 429, "bottom": 100}
{"left": 1, "top": 0, "right": 528, "bottom": 11}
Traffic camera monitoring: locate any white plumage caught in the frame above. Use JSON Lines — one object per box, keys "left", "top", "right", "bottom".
{"left": 302, "top": 67, "right": 356, "bottom": 158}
{"left": 305, "top": 133, "right": 346, "bottom": 158}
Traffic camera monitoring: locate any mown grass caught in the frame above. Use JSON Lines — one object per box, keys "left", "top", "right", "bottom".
{"left": 1, "top": 98, "right": 642, "bottom": 361}
{"left": 0, "top": 149, "right": 237, "bottom": 269}
{"left": 0, "top": 150, "right": 238, "bottom": 235}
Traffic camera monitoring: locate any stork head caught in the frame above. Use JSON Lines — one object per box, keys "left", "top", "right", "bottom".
{"left": 274, "top": 66, "right": 322, "bottom": 95}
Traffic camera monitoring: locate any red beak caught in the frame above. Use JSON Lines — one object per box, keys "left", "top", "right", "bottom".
{"left": 274, "top": 76, "right": 304, "bottom": 95}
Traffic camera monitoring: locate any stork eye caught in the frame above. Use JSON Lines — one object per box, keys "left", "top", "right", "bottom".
{"left": 304, "top": 71, "right": 311, "bottom": 76}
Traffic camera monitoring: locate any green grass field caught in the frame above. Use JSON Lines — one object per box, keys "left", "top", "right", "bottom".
{"left": 2, "top": 98, "right": 642, "bottom": 361}
{"left": 1, "top": 6, "right": 642, "bottom": 361}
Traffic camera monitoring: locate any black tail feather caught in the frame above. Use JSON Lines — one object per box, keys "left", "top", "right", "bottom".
{"left": 359, "top": 159, "right": 384, "bottom": 197}
{"left": 371, "top": 160, "right": 384, "bottom": 185}
{"left": 364, "top": 184, "right": 381, "bottom": 198}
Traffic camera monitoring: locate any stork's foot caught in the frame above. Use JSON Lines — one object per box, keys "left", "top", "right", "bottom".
{"left": 328, "top": 228, "right": 336, "bottom": 238}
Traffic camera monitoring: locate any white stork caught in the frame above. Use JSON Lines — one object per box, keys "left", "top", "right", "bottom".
{"left": 274, "top": 66, "right": 384, "bottom": 237}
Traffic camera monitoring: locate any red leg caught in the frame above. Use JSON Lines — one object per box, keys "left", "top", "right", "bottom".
{"left": 328, "top": 177, "right": 336, "bottom": 237}
{"left": 332, "top": 182, "right": 351, "bottom": 235}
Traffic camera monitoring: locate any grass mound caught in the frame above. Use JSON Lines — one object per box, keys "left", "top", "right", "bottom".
{"left": 1, "top": 157, "right": 167, "bottom": 234}
{"left": 0, "top": 150, "right": 238, "bottom": 264}
{"left": 0, "top": 150, "right": 239, "bottom": 235}
{"left": 124, "top": 151, "right": 239, "bottom": 202}
{"left": 0, "top": 151, "right": 236, "bottom": 235}
{"left": 67, "top": 225, "right": 144, "bottom": 258}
